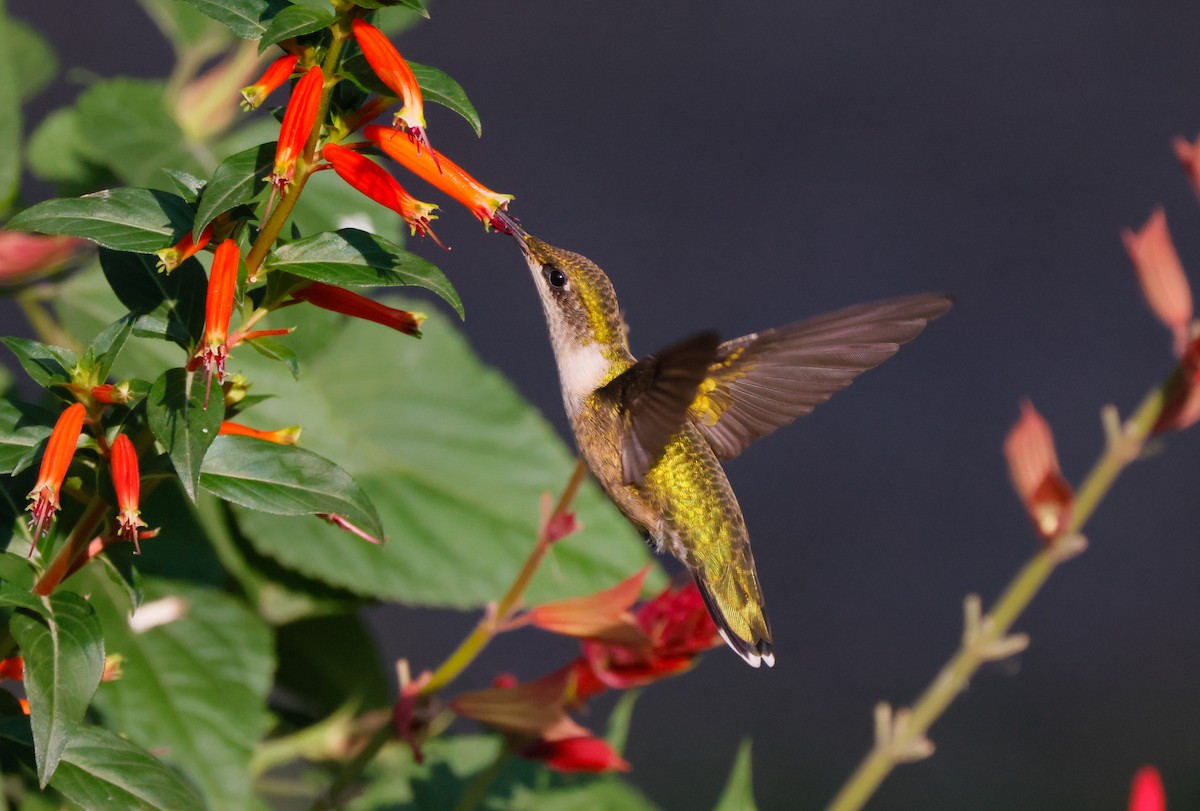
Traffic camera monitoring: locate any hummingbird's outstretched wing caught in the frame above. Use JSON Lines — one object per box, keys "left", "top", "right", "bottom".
{"left": 689, "top": 293, "right": 952, "bottom": 459}
{"left": 596, "top": 332, "right": 720, "bottom": 485}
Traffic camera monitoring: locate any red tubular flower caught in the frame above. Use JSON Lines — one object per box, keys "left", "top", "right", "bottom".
{"left": 241, "top": 53, "right": 299, "bottom": 111}
{"left": 290, "top": 282, "right": 425, "bottom": 336}
{"left": 364, "top": 125, "right": 515, "bottom": 231}
{"left": 526, "top": 567, "right": 652, "bottom": 646}
{"left": 522, "top": 736, "right": 630, "bottom": 774}
{"left": 1003, "top": 400, "right": 1073, "bottom": 540}
{"left": 90, "top": 382, "right": 133, "bottom": 405}
{"left": 582, "top": 579, "right": 720, "bottom": 689}
{"left": 0, "top": 657, "right": 23, "bottom": 682}
{"left": 27, "top": 402, "right": 86, "bottom": 544}
{"left": 350, "top": 20, "right": 437, "bottom": 164}
{"left": 1122, "top": 208, "right": 1194, "bottom": 356}
{"left": 195, "top": 239, "right": 241, "bottom": 403}
{"left": 322, "top": 143, "right": 442, "bottom": 244}
{"left": 155, "top": 226, "right": 212, "bottom": 274}
{"left": 270, "top": 65, "right": 324, "bottom": 190}
{"left": 111, "top": 433, "right": 148, "bottom": 552}
{"left": 219, "top": 421, "right": 301, "bottom": 445}
{"left": 0, "top": 233, "right": 82, "bottom": 283}
{"left": 1129, "top": 765, "right": 1166, "bottom": 811}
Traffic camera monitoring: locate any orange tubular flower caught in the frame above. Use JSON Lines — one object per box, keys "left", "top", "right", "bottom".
{"left": 241, "top": 53, "right": 299, "bottom": 111}
{"left": 27, "top": 402, "right": 86, "bottom": 544}
{"left": 322, "top": 143, "right": 442, "bottom": 244}
{"left": 155, "top": 226, "right": 213, "bottom": 274}
{"left": 219, "top": 421, "right": 301, "bottom": 445}
{"left": 364, "top": 125, "right": 516, "bottom": 232}
{"left": 290, "top": 282, "right": 425, "bottom": 336}
{"left": 196, "top": 239, "right": 241, "bottom": 403}
{"left": 1129, "top": 765, "right": 1166, "bottom": 811}
{"left": 350, "top": 20, "right": 436, "bottom": 163}
{"left": 111, "top": 433, "right": 148, "bottom": 552}
{"left": 1122, "top": 208, "right": 1194, "bottom": 356}
{"left": 270, "top": 65, "right": 324, "bottom": 191}
{"left": 1003, "top": 400, "right": 1073, "bottom": 540}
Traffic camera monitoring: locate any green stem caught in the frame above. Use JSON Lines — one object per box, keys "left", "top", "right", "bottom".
{"left": 825, "top": 380, "right": 1170, "bottom": 811}
{"left": 31, "top": 497, "right": 109, "bottom": 596}
{"left": 244, "top": 30, "right": 348, "bottom": 279}
{"left": 308, "top": 715, "right": 390, "bottom": 811}
{"left": 307, "top": 459, "right": 589, "bottom": 811}
{"left": 15, "top": 287, "right": 77, "bottom": 351}
{"left": 420, "top": 458, "right": 589, "bottom": 697}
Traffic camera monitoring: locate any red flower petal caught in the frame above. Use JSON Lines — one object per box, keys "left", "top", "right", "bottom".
{"left": 526, "top": 567, "right": 652, "bottom": 646}
{"left": 241, "top": 53, "right": 299, "bottom": 111}
{"left": 1122, "top": 208, "right": 1194, "bottom": 356}
{"left": 27, "top": 402, "right": 86, "bottom": 543}
{"left": 1129, "top": 765, "right": 1166, "bottom": 811}
{"left": 1003, "top": 400, "right": 1073, "bottom": 540}
{"left": 522, "top": 736, "right": 630, "bottom": 774}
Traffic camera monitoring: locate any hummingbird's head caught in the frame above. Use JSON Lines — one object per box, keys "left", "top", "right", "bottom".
{"left": 516, "top": 234, "right": 628, "bottom": 355}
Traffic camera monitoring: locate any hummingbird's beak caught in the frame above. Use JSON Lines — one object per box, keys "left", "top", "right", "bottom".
{"left": 498, "top": 213, "right": 532, "bottom": 256}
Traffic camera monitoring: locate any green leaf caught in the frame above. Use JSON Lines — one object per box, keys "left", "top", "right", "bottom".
{"left": 355, "top": 0, "right": 427, "bottom": 16}
{"left": 287, "top": 166, "right": 405, "bottom": 245}
{"left": 99, "top": 249, "right": 207, "bottom": 349}
{"left": 342, "top": 54, "right": 479, "bottom": 136}
{"left": 712, "top": 739, "right": 757, "bottom": 811}
{"left": 50, "top": 724, "right": 207, "bottom": 811}
{"left": 89, "top": 578, "right": 273, "bottom": 811}
{"left": 230, "top": 299, "right": 662, "bottom": 609}
{"left": 411, "top": 62, "right": 482, "bottom": 137}
{"left": 87, "top": 315, "right": 136, "bottom": 382}
{"left": 0, "top": 9, "right": 21, "bottom": 211}
{"left": 244, "top": 334, "right": 299, "bottom": 379}
{"left": 258, "top": 5, "right": 334, "bottom": 52}
{"left": 193, "top": 142, "right": 274, "bottom": 236}
{"left": 161, "top": 169, "right": 206, "bottom": 202}
{"left": 0, "top": 588, "right": 105, "bottom": 786}
{"left": 0, "top": 337, "right": 78, "bottom": 390}
{"left": 0, "top": 399, "right": 55, "bottom": 475}
{"left": 179, "top": 0, "right": 290, "bottom": 39}
{"left": 264, "top": 228, "right": 463, "bottom": 318}
{"left": 199, "top": 434, "right": 384, "bottom": 538}
{"left": 8, "top": 188, "right": 193, "bottom": 253}
{"left": 74, "top": 79, "right": 199, "bottom": 188}
{"left": 9, "top": 17, "right": 58, "bottom": 104}
{"left": 507, "top": 780, "right": 663, "bottom": 811}
{"left": 275, "top": 613, "right": 388, "bottom": 715}
{"left": 136, "top": 0, "right": 233, "bottom": 52}
{"left": 146, "top": 368, "right": 225, "bottom": 502}
{"left": 25, "top": 108, "right": 117, "bottom": 197}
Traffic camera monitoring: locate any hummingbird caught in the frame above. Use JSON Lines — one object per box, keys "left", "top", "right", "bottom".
{"left": 514, "top": 232, "right": 951, "bottom": 667}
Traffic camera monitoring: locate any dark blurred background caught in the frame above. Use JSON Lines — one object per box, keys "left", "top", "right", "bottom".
{"left": 7, "top": 1, "right": 1200, "bottom": 808}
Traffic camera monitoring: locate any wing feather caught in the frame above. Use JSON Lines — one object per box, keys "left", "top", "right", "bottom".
{"left": 690, "top": 293, "right": 952, "bottom": 459}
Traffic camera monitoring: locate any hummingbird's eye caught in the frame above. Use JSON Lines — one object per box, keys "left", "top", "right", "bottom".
{"left": 546, "top": 267, "right": 568, "bottom": 289}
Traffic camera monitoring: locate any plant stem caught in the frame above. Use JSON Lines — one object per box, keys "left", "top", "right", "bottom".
{"left": 15, "top": 286, "right": 78, "bottom": 351}
{"left": 307, "top": 459, "right": 589, "bottom": 811}
{"left": 31, "top": 497, "right": 109, "bottom": 596}
{"left": 825, "top": 380, "right": 1171, "bottom": 811}
{"left": 420, "top": 457, "right": 589, "bottom": 697}
{"left": 244, "top": 32, "right": 348, "bottom": 279}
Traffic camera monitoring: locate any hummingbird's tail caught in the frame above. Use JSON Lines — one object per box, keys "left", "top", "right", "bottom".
{"left": 690, "top": 561, "right": 775, "bottom": 668}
